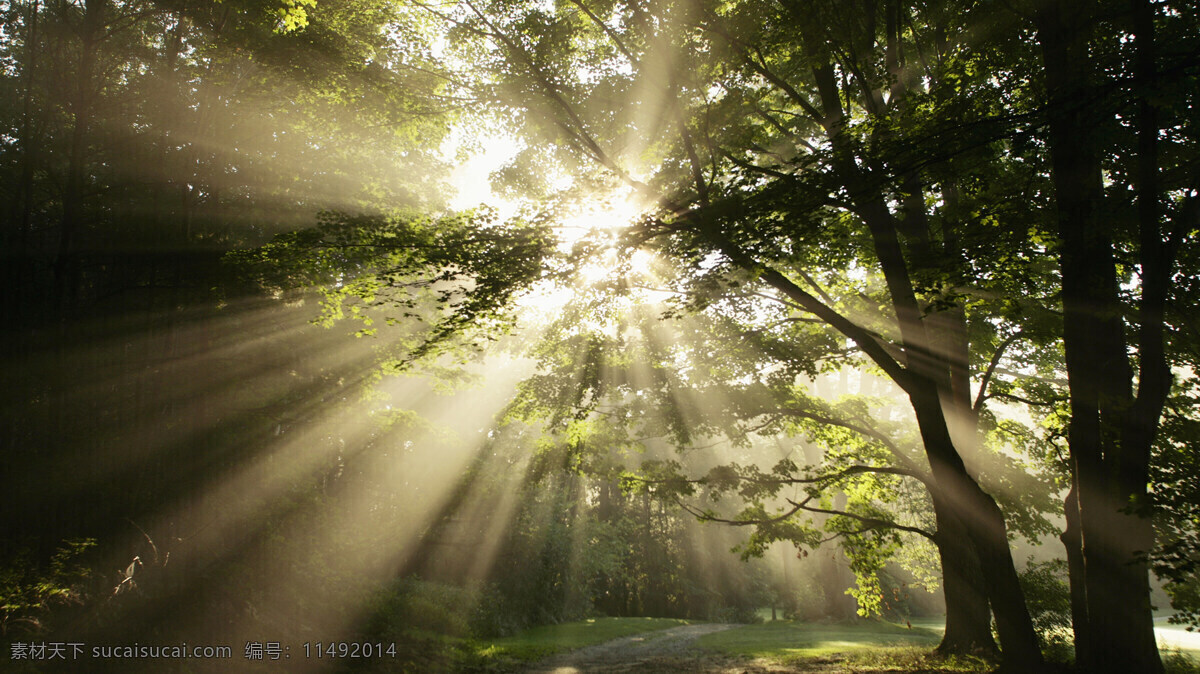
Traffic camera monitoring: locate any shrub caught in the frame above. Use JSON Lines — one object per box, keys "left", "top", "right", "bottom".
{"left": 359, "top": 577, "right": 474, "bottom": 640}
{"left": 469, "top": 582, "right": 527, "bottom": 638}
{"left": 713, "top": 605, "right": 764, "bottom": 624}
{"left": 0, "top": 539, "right": 96, "bottom": 637}
{"left": 1016, "top": 559, "right": 1073, "bottom": 662}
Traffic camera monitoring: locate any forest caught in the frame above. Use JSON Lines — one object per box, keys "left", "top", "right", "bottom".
{"left": 1, "top": 0, "right": 1198, "bottom": 672}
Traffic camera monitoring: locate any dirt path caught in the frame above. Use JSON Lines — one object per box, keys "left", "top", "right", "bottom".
{"left": 521, "top": 623, "right": 812, "bottom": 673}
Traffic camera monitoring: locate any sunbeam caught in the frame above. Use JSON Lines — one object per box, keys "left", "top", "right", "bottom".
{"left": 4, "top": 1, "right": 1197, "bottom": 672}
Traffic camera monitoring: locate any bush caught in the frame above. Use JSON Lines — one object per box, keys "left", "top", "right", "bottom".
{"left": 0, "top": 539, "right": 96, "bottom": 637}
{"left": 1164, "top": 571, "right": 1200, "bottom": 630}
{"left": 359, "top": 577, "right": 474, "bottom": 640}
{"left": 469, "top": 582, "right": 527, "bottom": 638}
{"left": 1016, "top": 559, "right": 1073, "bottom": 662}
{"left": 713, "top": 605, "right": 764, "bottom": 624}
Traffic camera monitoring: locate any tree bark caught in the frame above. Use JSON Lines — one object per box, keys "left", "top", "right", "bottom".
{"left": 1036, "top": 2, "right": 1166, "bottom": 671}
{"left": 931, "top": 488, "right": 996, "bottom": 655}
{"left": 17, "top": 0, "right": 40, "bottom": 258}
{"left": 1061, "top": 486, "right": 1094, "bottom": 669}
{"left": 910, "top": 386, "right": 1043, "bottom": 670}
{"left": 55, "top": 0, "right": 105, "bottom": 312}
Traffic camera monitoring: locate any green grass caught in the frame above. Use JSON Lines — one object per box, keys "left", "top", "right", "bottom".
{"left": 700, "top": 619, "right": 941, "bottom": 658}
{"left": 907, "top": 616, "right": 948, "bottom": 634}
{"left": 699, "top": 619, "right": 992, "bottom": 672}
{"left": 472, "top": 616, "right": 691, "bottom": 662}
{"left": 377, "top": 612, "right": 1200, "bottom": 673}
{"left": 352, "top": 617, "right": 692, "bottom": 672}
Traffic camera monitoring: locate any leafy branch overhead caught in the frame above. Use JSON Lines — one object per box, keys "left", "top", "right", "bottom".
{"left": 227, "top": 209, "right": 557, "bottom": 363}
{"left": 418, "top": 0, "right": 1200, "bottom": 664}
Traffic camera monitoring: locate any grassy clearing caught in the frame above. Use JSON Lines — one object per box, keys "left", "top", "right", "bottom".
{"left": 353, "top": 616, "right": 691, "bottom": 672}
{"left": 470, "top": 616, "right": 691, "bottom": 663}
{"left": 369, "top": 614, "right": 1199, "bottom": 673}
{"left": 699, "top": 619, "right": 992, "bottom": 672}
{"left": 699, "top": 619, "right": 941, "bottom": 658}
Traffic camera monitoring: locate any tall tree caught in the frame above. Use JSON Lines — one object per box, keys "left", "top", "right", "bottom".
{"left": 227, "top": 1, "right": 1200, "bottom": 669}
{"left": 429, "top": 0, "right": 1057, "bottom": 666}
{"left": 1031, "top": 0, "right": 1199, "bottom": 671}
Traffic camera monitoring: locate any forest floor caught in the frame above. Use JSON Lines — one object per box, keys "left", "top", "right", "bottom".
{"left": 522, "top": 623, "right": 779, "bottom": 672}
{"left": 493, "top": 617, "right": 1200, "bottom": 673}
{"left": 519, "top": 623, "right": 899, "bottom": 673}
{"left": 517, "top": 620, "right": 995, "bottom": 673}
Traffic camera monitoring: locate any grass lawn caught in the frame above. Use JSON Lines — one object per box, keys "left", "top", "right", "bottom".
{"left": 912, "top": 615, "right": 1200, "bottom": 665}
{"left": 472, "top": 616, "right": 691, "bottom": 662}
{"left": 425, "top": 615, "right": 1200, "bottom": 673}
{"left": 699, "top": 619, "right": 993, "bottom": 672}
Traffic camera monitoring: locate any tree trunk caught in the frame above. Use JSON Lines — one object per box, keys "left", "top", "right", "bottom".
{"left": 912, "top": 387, "right": 1043, "bottom": 671}
{"left": 932, "top": 488, "right": 996, "bottom": 656}
{"left": 1061, "top": 486, "right": 1094, "bottom": 670}
{"left": 17, "top": 0, "right": 40, "bottom": 258}
{"left": 800, "top": 154, "right": 1043, "bottom": 668}
{"left": 788, "top": 20, "right": 1043, "bottom": 668}
{"left": 1077, "top": 478, "right": 1161, "bottom": 674}
{"left": 846, "top": 171, "right": 1043, "bottom": 670}
{"left": 55, "top": 0, "right": 104, "bottom": 312}
{"left": 1036, "top": 2, "right": 1167, "bottom": 671}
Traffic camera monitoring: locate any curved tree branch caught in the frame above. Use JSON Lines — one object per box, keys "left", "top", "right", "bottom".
{"left": 790, "top": 499, "right": 937, "bottom": 541}
{"left": 973, "top": 330, "right": 1025, "bottom": 413}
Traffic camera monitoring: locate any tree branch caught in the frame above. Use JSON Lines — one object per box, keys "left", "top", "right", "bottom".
{"left": 981, "top": 391, "right": 1065, "bottom": 408}
{"left": 790, "top": 498, "right": 936, "bottom": 541}
{"left": 774, "top": 405, "right": 929, "bottom": 480}
{"left": 973, "top": 330, "right": 1024, "bottom": 413}
{"left": 676, "top": 493, "right": 811, "bottom": 526}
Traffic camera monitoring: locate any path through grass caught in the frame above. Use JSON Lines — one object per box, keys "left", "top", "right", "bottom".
{"left": 473, "top": 616, "right": 691, "bottom": 662}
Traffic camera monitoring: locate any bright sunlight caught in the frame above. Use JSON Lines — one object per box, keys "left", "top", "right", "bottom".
{"left": 4, "top": 2, "right": 1198, "bottom": 674}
